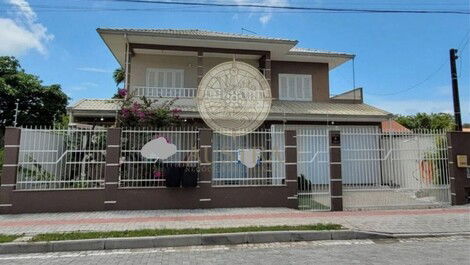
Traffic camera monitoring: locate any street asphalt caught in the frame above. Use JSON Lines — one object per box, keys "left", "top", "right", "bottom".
{"left": 0, "top": 236, "right": 468, "bottom": 265}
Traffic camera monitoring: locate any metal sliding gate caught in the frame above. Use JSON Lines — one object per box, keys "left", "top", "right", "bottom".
{"left": 341, "top": 128, "right": 450, "bottom": 210}
{"left": 291, "top": 125, "right": 450, "bottom": 211}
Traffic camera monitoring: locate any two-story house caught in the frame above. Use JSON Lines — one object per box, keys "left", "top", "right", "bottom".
{"left": 68, "top": 28, "right": 391, "bottom": 128}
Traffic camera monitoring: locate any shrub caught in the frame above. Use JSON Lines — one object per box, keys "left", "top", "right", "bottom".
{"left": 117, "top": 96, "right": 182, "bottom": 128}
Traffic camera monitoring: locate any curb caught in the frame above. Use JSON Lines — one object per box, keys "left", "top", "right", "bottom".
{"left": 0, "top": 230, "right": 391, "bottom": 255}
{"left": 371, "top": 231, "right": 470, "bottom": 239}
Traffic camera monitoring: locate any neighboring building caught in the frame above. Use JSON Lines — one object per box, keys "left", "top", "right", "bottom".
{"left": 68, "top": 28, "right": 391, "bottom": 127}
{"left": 380, "top": 120, "right": 411, "bottom": 133}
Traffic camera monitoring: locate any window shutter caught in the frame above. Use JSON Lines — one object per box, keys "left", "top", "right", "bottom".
{"left": 288, "top": 76, "right": 295, "bottom": 99}
{"left": 304, "top": 76, "right": 312, "bottom": 100}
{"left": 296, "top": 75, "right": 303, "bottom": 99}
{"left": 278, "top": 74, "right": 312, "bottom": 101}
{"left": 157, "top": 71, "right": 164, "bottom": 87}
{"left": 279, "top": 75, "right": 287, "bottom": 98}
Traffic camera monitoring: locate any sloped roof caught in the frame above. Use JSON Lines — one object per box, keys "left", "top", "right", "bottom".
{"left": 381, "top": 120, "right": 411, "bottom": 133}
{"left": 98, "top": 28, "right": 354, "bottom": 69}
{"left": 270, "top": 101, "right": 389, "bottom": 117}
{"left": 70, "top": 99, "right": 120, "bottom": 111}
{"left": 288, "top": 47, "right": 354, "bottom": 58}
{"left": 69, "top": 99, "right": 390, "bottom": 121}
{"left": 97, "top": 28, "right": 353, "bottom": 57}
{"left": 97, "top": 28, "right": 297, "bottom": 44}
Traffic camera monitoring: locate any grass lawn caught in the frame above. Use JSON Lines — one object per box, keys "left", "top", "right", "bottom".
{"left": 0, "top": 234, "right": 21, "bottom": 243}
{"left": 31, "top": 223, "right": 342, "bottom": 242}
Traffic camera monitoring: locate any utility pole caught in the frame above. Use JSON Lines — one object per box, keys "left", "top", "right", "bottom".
{"left": 449, "top": 48, "right": 462, "bottom": 131}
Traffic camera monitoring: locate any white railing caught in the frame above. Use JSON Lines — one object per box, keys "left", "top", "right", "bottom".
{"left": 133, "top": 86, "right": 197, "bottom": 98}
{"left": 119, "top": 128, "right": 200, "bottom": 188}
{"left": 16, "top": 127, "right": 107, "bottom": 190}
{"left": 212, "top": 129, "right": 285, "bottom": 186}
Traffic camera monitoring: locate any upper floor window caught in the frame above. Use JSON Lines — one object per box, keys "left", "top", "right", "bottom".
{"left": 278, "top": 74, "right": 312, "bottom": 101}
{"left": 146, "top": 68, "right": 184, "bottom": 88}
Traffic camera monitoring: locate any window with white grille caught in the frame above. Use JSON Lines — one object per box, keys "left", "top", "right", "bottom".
{"left": 278, "top": 74, "right": 312, "bottom": 101}
{"left": 146, "top": 68, "right": 184, "bottom": 88}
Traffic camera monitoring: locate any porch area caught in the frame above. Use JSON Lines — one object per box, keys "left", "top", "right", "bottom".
{"left": 123, "top": 43, "right": 272, "bottom": 100}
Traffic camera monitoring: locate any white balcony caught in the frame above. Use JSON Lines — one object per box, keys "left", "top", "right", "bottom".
{"left": 133, "top": 86, "right": 197, "bottom": 98}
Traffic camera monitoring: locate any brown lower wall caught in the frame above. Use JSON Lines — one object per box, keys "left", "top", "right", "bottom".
{"left": 1, "top": 185, "right": 296, "bottom": 214}
{"left": 4, "top": 190, "right": 106, "bottom": 214}
{"left": 0, "top": 127, "right": 298, "bottom": 214}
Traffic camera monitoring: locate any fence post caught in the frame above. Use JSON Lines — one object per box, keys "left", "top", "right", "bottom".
{"left": 285, "top": 130, "right": 298, "bottom": 208}
{"left": 198, "top": 129, "right": 213, "bottom": 206}
{"left": 447, "top": 131, "right": 470, "bottom": 205}
{"left": 329, "top": 130, "right": 343, "bottom": 211}
{"left": 0, "top": 127, "right": 21, "bottom": 213}
{"left": 104, "top": 128, "right": 122, "bottom": 210}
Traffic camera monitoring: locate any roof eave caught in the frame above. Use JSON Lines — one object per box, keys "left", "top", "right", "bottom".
{"left": 96, "top": 28, "right": 298, "bottom": 46}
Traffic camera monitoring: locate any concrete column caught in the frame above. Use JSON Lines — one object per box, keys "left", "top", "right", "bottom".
{"left": 197, "top": 51, "right": 204, "bottom": 85}
{"left": 124, "top": 42, "right": 130, "bottom": 92}
{"left": 447, "top": 132, "right": 470, "bottom": 205}
{"left": 104, "top": 128, "right": 122, "bottom": 210}
{"left": 198, "top": 128, "right": 213, "bottom": 206}
{"left": 329, "top": 130, "right": 343, "bottom": 211}
{"left": 264, "top": 52, "right": 271, "bottom": 87}
{"left": 0, "top": 127, "right": 21, "bottom": 213}
{"left": 285, "top": 130, "right": 298, "bottom": 208}
{"left": 259, "top": 53, "right": 271, "bottom": 87}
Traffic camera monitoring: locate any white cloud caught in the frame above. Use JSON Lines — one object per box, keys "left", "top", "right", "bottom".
{"left": 65, "top": 82, "right": 100, "bottom": 95}
{"left": 69, "top": 86, "right": 88, "bottom": 91}
{"left": 77, "top": 67, "right": 112, "bottom": 73}
{"left": 229, "top": 0, "right": 289, "bottom": 25}
{"left": 0, "top": 0, "right": 53, "bottom": 56}
{"left": 259, "top": 14, "right": 272, "bottom": 25}
{"left": 82, "top": 82, "right": 99, "bottom": 87}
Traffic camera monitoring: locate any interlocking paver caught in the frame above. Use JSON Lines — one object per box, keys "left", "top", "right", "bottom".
{"left": 0, "top": 207, "right": 468, "bottom": 235}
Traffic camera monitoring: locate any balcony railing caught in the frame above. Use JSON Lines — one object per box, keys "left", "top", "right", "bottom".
{"left": 133, "top": 86, "right": 197, "bottom": 98}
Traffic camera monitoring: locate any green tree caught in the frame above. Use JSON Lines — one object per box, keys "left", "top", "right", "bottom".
{"left": 113, "top": 67, "right": 125, "bottom": 87}
{"left": 0, "top": 56, "right": 69, "bottom": 128}
{"left": 394, "top": 113, "right": 455, "bottom": 131}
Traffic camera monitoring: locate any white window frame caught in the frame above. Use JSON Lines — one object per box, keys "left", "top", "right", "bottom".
{"left": 278, "top": 74, "right": 312, "bottom": 101}
{"left": 146, "top": 68, "right": 184, "bottom": 88}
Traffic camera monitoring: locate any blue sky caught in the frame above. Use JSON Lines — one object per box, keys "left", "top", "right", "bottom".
{"left": 1, "top": 0, "right": 469, "bottom": 122}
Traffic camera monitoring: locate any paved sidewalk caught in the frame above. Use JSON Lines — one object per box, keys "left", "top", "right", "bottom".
{"left": 0, "top": 207, "right": 468, "bottom": 235}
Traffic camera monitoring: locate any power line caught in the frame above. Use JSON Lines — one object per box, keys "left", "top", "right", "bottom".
{"left": 457, "top": 33, "right": 470, "bottom": 78}
{"left": 103, "top": 0, "right": 470, "bottom": 14}
{"left": 366, "top": 31, "right": 470, "bottom": 96}
{"left": 4, "top": 0, "right": 467, "bottom": 15}
{"left": 366, "top": 61, "right": 447, "bottom": 96}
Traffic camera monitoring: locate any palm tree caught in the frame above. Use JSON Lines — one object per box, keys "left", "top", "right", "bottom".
{"left": 113, "top": 67, "right": 125, "bottom": 87}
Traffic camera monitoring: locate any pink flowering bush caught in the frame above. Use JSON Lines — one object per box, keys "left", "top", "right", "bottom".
{"left": 117, "top": 96, "right": 183, "bottom": 128}
{"left": 113, "top": 88, "right": 128, "bottom": 99}
{"left": 153, "top": 169, "right": 163, "bottom": 179}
